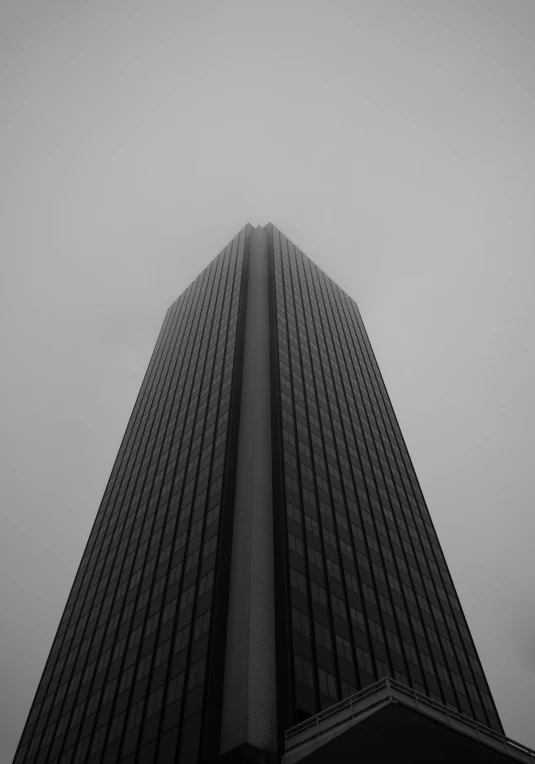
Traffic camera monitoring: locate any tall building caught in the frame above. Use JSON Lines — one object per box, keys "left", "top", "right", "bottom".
{"left": 14, "top": 225, "right": 530, "bottom": 764}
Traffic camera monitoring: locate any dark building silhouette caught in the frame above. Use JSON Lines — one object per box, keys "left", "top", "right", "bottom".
{"left": 14, "top": 225, "right": 532, "bottom": 764}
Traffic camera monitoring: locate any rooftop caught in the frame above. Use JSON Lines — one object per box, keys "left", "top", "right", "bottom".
{"left": 283, "top": 678, "right": 535, "bottom": 764}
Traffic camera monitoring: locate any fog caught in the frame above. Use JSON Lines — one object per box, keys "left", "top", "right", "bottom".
{"left": 1, "top": 1, "right": 535, "bottom": 759}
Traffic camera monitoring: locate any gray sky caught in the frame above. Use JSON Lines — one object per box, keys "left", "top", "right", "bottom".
{"left": 1, "top": 0, "right": 535, "bottom": 759}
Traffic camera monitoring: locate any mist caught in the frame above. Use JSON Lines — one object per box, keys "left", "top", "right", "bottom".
{"left": 1, "top": 1, "right": 535, "bottom": 759}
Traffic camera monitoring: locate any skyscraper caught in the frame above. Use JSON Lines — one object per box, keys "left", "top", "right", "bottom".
{"left": 14, "top": 225, "right": 529, "bottom": 764}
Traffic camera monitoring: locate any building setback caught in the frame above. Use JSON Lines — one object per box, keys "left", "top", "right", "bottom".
{"left": 15, "top": 224, "right": 524, "bottom": 764}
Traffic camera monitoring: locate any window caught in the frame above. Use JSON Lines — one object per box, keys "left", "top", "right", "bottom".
{"left": 102, "top": 678, "right": 118, "bottom": 705}
{"left": 155, "top": 639, "right": 171, "bottom": 667}
{"left": 451, "top": 673, "right": 466, "bottom": 694}
{"left": 403, "top": 641, "right": 418, "bottom": 665}
{"left": 146, "top": 686, "right": 164, "bottom": 717}
{"left": 203, "top": 535, "right": 217, "bottom": 559}
{"left": 386, "top": 631, "right": 402, "bottom": 655}
{"left": 314, "top": 622, "right": 332, "bottom": 650}
{"left": 198, "top": 570, "right": 214, "bottom": 597}
{"left": 129, "top": 625, "right": 143, "bottom": 649}
{"left": 335, "top": 634, "right": 352, "bottom": 662}
{"left": 73, "top": 737, "right": 89, "bottom": 764}
{"left": 326, "top": 558, "right": 341, "bottom": 581}
{"left": 86, "top": 690, "right": 101, "bottom": 716}
{"left": 126, "top": 700, "right": 144, "bottom": 731}
{"left": 376, "top": 659, "right": 390, "bottom": 679}
{"left": 467, "top": 683, "right": 480, "bottom": 704}
{"left": 145, "top": 613, "right": 159, "bottom": 637}
{"left": 379, "top": 595, "right": 393, "bottom": 617}
{"left": 307, "top": 545, "right": 323, "bottom": 569}
{"left": 394, "top": 670, "right": 408, "bottom": 685}
{"left": 411, "top": 616, "right": 424, "bottom": 638}
{"left": 162, "top": 598, "right": 177, "bottom": 624}
{"left": 90, "top": 726, "right": 107, "bottom": 754}
{"left": 481, "top": 692, "right": 494, "bottom": 713}
{"left": 292, "top": 608, "right": 310, "bottom": 637}
{"left": 167, "top": 671, "right": 185, "bottom": 705}
{"left": 188, "top": 657, "right": 206, "bottom": 690}
{"left": 436, "top": 662, "right": 451, "bottom": 685}
{"left": 318, "top": 668, "right": 337, "bottom": 699}
{"left": 349, "top": 606, "right": 366, "bottom": 632}
{"left": 108, "top": 712, "right": 125, "bottom": 743}
{"left": 119, "top": 665, "right": 135, "bottom": 693}
{"left": 136, "top": 654, "right": 152, "bottom": 681}
{"left": 169, "top": 562, "right": 183, "bottom": 586}
{"left": 356, "top": 647, "right": 373, "bottom": 675}
{"left": 56, "top": 712, "right": 70, "bottom": 737}
{"left": 420, "top": 652, "right": 435, "bottom": 676}
{"left": 174, "top": 625, "right": 190, "bottom": 654}
{"left": 330, "top": 594, "right": 347, "bottom": 620}
{"left": 193, "top": 611, "right": 211, "bottom": 640}
{"left": 113, "top": 638, "right": 126, "bottom": 662}
{"left": 369, "top": 620, "right": 384, "bottom": 643}
{"left": 71, "top": 702, "right": 85, "bottom": 727}
{"left": 362, "top": 584, "right": 376, "bottom": 606}
{"left": 294, "top": 655, "right": 314, "bottom": 687}
{"left": 185, "top": 550, "right": 199, "bottom": 573}
{"left": 310, "top": 581, "right": 327, "bottom": 606}
{"left": 180, "top": 584, "right": 195, "bottom": 611}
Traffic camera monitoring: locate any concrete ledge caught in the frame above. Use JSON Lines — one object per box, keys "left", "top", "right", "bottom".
{"left": 283, "top": 678, "right": 535, "bottom": 764}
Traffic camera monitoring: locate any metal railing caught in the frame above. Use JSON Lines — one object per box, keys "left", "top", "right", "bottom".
{"left": 284, "top": 677, "right": 535, "bottom": 762}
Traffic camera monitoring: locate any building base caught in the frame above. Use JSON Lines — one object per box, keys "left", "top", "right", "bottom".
{"left": 283, "top": 678, "right": 535, "bottom": 763}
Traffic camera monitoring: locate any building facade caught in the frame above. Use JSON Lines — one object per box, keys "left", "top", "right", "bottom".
{"left": 15, "top": 224, "right": 503, "bottom": 764}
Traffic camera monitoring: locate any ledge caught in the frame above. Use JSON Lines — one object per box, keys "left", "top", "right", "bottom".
{"left": 283, "top": 678, "right": 535, "bottom": 764}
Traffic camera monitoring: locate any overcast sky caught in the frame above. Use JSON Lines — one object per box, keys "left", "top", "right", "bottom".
{"left": 2, "top": 0, "right": 535, "bottom": 759}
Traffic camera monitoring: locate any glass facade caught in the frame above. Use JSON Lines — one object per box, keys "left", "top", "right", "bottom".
{"left": 268, "top": 223, "right": 502, "bottom": 733}
{"left": 15, "top": 222, "right": 503, "bottom": 764}
{"left": 14, "top": 225, "right": 250, "bottom": 764}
